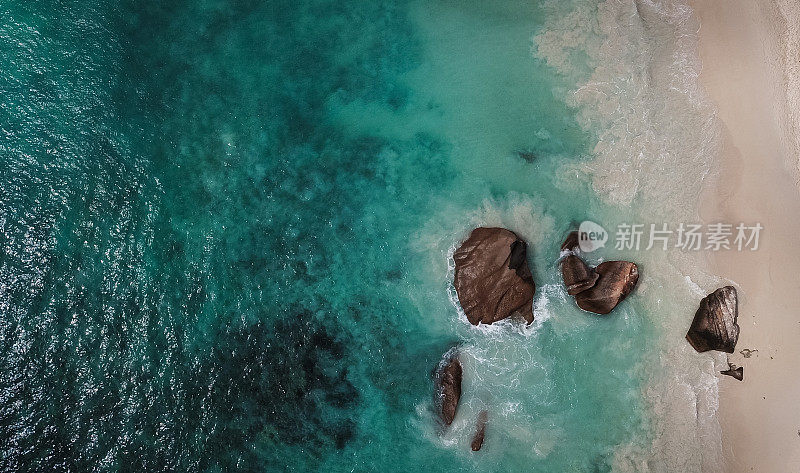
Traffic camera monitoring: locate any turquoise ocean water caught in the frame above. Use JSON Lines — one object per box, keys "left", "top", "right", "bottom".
{"left": 0, "top": 0, "right": 723, "bottom": 472}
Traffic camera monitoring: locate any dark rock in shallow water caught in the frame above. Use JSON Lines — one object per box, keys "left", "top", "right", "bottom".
{"left": 721, "top": 364, "right": 744, "bottom": 381}
{"left": 434, "top": 352, "right": 462, "bottom": 426}
{"left": 558, "top": 231, "right": 639, "bottom": 314}
{"left": 686, "top": 286, "right": 739, "bottom": 353}
{"left": 471, "top": 410, "right": 488, "bottom": 451}
{"left": 574, "top": 261, "right": 639, "bottom": 315}
{"left": 560, "top": 255, "right": 599, "bottom": 296}
{"left": 516, "top": 150, "right": 536, "bottom": 163}
{"left": 453, "top": 227, "right": 535, "bottom": 325}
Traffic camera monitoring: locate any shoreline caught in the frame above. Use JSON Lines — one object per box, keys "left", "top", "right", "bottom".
{"left": 692, "top": 1, "right": 800, "bottom": 471}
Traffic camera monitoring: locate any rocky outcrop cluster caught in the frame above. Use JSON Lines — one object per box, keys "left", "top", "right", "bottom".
{"left": 434, "top": 227, "right": 536, "bottom": 451}
{"left": 559, "top": 231, "right": 639, "bottom": 315}
{"left": 433, "top": 226, "right": 743, "bottom": 452}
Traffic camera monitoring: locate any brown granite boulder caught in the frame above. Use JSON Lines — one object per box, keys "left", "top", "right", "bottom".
{"left": 453, "top": 227, "right": 535, "bottom": 325}
{"left": 686, "top": 286, "right": 739, "bottom": 353}
{"left": 471, "top": 410, "right": 488, "bottom": 451}
{"left": 560, "top": 255, "right": 599, "bottom": 296}
{"left": 720, "top": 364, "right": 744, "bottom": 381}
{"left": 574, "top": 261, "right": 639, "bottom": 315}
{"left": 434, "top": 353, "right": 462, "bottom": 426}
{"left": 559, "top": 231, "right": 599, "bottom": 295}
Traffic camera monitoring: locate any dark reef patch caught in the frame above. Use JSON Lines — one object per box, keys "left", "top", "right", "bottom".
{"left": 199, "top": 313, "right": 359, "bottom": 465}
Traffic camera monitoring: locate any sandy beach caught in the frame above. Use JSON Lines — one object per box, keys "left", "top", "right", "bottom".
{"left": 692, "top": 0, "right": 800, "bottom": 471}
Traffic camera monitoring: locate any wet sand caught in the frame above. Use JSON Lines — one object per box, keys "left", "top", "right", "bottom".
{"left": 692, "top": 0, "right": 800, "bottom": 471}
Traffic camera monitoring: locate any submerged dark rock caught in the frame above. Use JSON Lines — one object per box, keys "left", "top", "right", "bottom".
{"left": 471, "top": 410, "right": 488, "bottom": 451}
{"left": 686, "top": 286, "right": 739, "bottom": 353}
{"left": 560, "top": 255, "right": 599, "bottom": 296}
{"left": 516, "top": 150, "right": 536, "bottom": 163}
{"left": 453, "top": 227, "right": 535, "bottom": 325}
{"left": 434, "top": 352, "right": 462, "bottom": 426}
{"left": 574, "top": 261, "right": 639, "bottom": 315}
{"left": 721, "top": 364, "right": 744, "bottom": 381}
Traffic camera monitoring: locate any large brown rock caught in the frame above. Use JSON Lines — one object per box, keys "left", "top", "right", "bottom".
{"left": 453, "top": 227, "right": 535, "bottom": 325}
{"left": 574, "top": 261, "right": 639, "bottom": 315}
{"left": 434, "top": 353, "right": 462, "bottom": 426}
{"left": 560, "top": 255, "right": 599, "bottom": 296}
{"left": 686, "top": 286, "right": 739, "bottom": 353}
{"left": 471, "top": 410, "right": 488, "bottom": 451}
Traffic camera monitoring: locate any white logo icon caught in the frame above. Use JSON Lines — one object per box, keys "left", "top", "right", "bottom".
{"left": 578, "top": 221, "right": 608, "bottom": 253}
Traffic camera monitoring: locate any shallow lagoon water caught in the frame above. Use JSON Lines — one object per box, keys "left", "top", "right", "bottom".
{"left": 1, "top": 0, "right": 721, "bottom": 471}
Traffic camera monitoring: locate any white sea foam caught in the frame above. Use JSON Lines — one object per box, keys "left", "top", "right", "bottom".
{"left": 411, "top": 194, "right": 572, "bottom": 463}
{"left": 536, "top": 0, "right": 721, "bottom": 219}
{"left": 405, "top": 1, "right": 734, "bottom": 467}
{"left": 534, "top": 0, "right": 728, "bottom": 471}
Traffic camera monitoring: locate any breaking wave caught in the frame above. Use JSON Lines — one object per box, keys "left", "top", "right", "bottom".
{"left": 535, "top": 0, "right": 728, "bottom": 471}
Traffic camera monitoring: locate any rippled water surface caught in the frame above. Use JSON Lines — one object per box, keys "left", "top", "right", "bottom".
{"left": 0, "top": 0, "right": 722, "bottom": 471}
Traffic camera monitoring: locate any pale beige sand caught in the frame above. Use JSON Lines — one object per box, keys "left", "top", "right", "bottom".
{"left": 692, "top": 0, "right": 800, "bottom": 471}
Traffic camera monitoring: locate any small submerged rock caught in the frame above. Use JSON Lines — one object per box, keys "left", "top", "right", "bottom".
{"left": 686, "top": 286, "right": 739, "bottom": 353}
{"left": 434, "top": 352, "right": 462, "bottom": 426}
{"left": 453, "top": 227, "right": 535, "bottom": 325}
{"left": 471, "top": 410, "right": 488, "bottom": 451}
{"left": 516, "top": 150, "right": 536, "bottom": 163}
{"left": 721, "top": 364, "right": 744, "bottom": 381}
